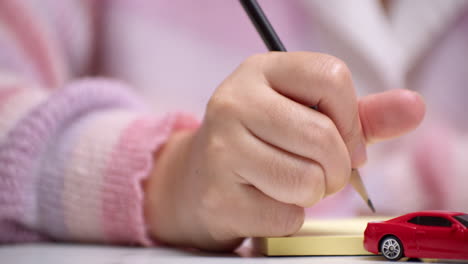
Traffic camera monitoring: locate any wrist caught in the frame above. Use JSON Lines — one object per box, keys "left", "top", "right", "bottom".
{"left": 144, "top": 129, "right": 196, "bottom": 246}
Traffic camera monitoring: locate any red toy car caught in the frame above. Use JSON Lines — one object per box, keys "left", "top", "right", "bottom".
{"left": 364, "top": 211, "right": 468, "bottom": 261}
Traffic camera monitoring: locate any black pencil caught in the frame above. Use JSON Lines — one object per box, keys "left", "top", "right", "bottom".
{"left": 239, "top": 0, "right": 286, "bottom": 52}
{"left": 239, "top": 0, "right": 375, "bottom": 213}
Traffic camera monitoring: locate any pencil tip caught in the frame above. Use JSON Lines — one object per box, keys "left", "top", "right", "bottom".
{"left": 367, "top": 199, "right": 376, "bottom": 213}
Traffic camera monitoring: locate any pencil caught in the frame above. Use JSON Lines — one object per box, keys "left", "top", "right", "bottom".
{"left": 239, "top": 0, "right": 375, "bottom": 213}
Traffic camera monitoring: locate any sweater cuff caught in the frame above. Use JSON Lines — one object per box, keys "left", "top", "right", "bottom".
{"left": 50, "top": 111, "right": 199, "bottom": 246}
{"left": 100, "top": 112, "right": 199, "bottom": 246}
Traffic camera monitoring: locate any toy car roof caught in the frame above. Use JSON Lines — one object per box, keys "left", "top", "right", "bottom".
{"left": 404, "top": 211, "right": 464, "bottom": 216}
{"left": 385, "top": 211, "right": 466, "bottom": 223}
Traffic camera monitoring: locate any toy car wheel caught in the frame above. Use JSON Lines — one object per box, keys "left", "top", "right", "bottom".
{"left": 380, "top": 236, "right": 404, "bottom": 261}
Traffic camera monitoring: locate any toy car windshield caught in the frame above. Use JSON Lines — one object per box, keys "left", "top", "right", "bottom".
{"left": 454, "top": 214, "right": 468, "bottom": 227}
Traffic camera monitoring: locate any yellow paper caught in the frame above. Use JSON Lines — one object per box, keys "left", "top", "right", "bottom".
{"left": 253, "top": 217, "right": 390, "bottom": 256}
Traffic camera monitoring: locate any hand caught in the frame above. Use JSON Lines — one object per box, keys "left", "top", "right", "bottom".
{"left": 144, "top": 52, "right": 425, "bottom": 251}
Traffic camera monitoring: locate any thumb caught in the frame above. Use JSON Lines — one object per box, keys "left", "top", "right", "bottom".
{"left": 359, "top": 89, "right": 425, "bottom": 144}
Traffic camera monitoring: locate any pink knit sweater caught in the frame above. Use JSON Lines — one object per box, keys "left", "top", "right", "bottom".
{"left": 2, "top": 0, "right": 468, "bottom": 246}
{"left": 0, "top": 0, "right": 201, "bottom": 245}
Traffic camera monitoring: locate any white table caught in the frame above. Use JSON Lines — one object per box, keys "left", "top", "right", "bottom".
{"left": 0, "top": 243, "right": 464, "bottom": 264}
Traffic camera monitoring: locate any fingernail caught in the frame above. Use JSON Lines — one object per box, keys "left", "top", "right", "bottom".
{"left": 352, "top": 141, "right": 367, "bottom": 167}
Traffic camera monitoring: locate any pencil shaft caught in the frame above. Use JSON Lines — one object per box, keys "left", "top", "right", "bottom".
{"left": 239, "top": 0, "right": 286, "bottom": 52}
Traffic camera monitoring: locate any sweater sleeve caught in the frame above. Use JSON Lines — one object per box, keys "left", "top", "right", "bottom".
{"left": 0, "top": 77, "right": 198, "bottom": 245}
{"left": 0, "top": 0, "right": 200, "bottom": 245}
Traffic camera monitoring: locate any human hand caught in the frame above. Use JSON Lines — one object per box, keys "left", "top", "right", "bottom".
{"left": 144, "top": 52, "right": 425, "bottom": 251}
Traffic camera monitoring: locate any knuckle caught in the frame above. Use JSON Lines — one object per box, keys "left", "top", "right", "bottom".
{"left": 303, "top": 164, "right": 326, "bottom": 206}
{"left": 291, "top": 161, "right": 326, "bottom": 207}
{"left": 206, "top": 94, "right": 238, "bottom": 121}
{"left": 242, "top": 53, "right": 268, "bottom": 70}
{"left": 326, "top": 163, "right": 351, "bottom": 195}
{"left": 317, "top": 114, "right": 336, "bottom": 133}
{"left": 320, "top": 56, "right": 353, "bottom": 90}
{"left": 313, "top": 116, "right": 339, "bottom": 153}
{"left": 205, "top": 134, "right": 229, "bottom": 160}
{"left": 275, "top": 205, "right": 305, "bottom": 236}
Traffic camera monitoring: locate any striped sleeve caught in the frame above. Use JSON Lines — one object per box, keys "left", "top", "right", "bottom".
{"left": 0, "top": 78, "right": 199, "bottom": 245}
{"left": 0, "top": 0, "right": 203, "bottom": 245}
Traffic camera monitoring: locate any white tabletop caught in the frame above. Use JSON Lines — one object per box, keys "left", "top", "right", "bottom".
{"left": 0, "top": 243, "right": 464, "bottom": 264}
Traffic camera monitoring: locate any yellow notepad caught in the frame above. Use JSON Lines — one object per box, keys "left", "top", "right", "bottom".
{"left": 253, "top": 216, "right": 390, "bottom": 256}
